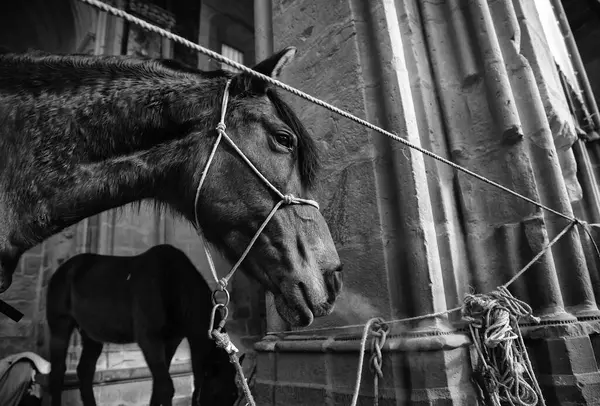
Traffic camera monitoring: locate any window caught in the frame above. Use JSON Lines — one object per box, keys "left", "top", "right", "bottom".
{"left": 221, "top": 44, "right": 244, "bottom": 73}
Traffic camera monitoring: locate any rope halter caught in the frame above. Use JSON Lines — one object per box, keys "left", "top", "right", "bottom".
{"left": 192, "top": 79, "right": 320, "bottom": 333}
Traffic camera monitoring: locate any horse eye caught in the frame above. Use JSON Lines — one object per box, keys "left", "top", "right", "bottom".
{"left": 274, "top": 132, "right": 294, "bottom": 150}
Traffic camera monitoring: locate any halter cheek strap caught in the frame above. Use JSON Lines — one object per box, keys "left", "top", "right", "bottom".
{"left": 193, "top": 79, "right": 319, "bottom": 295}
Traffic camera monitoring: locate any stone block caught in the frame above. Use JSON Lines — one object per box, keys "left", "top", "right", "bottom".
{"left": 276, "top": 352, "right": 328, "bottom": 385}
{"left": 255, "top": 343, "right": 278, "bottom": 406}
{"left": 19, "top": 253, "right": 42, "bottom": 277}
{"left": 3, "top": 275, "right": 38, "bottom": 303}
{"left": 273, "top": 384, "right": 328, "bottom": 406}
{"left": 331, "top": 392, "right": 397, "bottom": 406}
{"left": 528, "top": 334, "right": 600, "bottom": 404}
{"left": 531, "top": 335, "right": 598, "bottom": 375}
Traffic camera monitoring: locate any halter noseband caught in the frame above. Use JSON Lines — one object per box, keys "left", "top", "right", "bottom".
{"left": 193, "top": 79, "right": 320, "bottom": 296}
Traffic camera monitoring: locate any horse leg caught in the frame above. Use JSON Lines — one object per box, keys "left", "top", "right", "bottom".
{"left": 138, "top": 338, "right": 174, "bottom": 406}
{"left": 164, "top": 336, "right": 183, "bottom": 369}
{"left": 76, "top": 332, "right": 104, "bottom": 406}
{"left": 48, "top": 318, "right": 75, "bottom": 406}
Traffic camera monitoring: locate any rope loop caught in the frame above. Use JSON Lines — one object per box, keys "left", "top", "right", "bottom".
{"left": 208, "top": 303, "right": 228, "bottom": 339}
{"left": 212, "top": 286, "right": 231, "bottom": 306}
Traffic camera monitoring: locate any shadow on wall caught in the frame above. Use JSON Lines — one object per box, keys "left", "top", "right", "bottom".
{"left": 0, "top": 0, "right": 78, "bottom": 53}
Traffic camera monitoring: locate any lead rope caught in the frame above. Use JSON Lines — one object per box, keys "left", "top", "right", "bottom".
{"left": 193, "top": 79, "right": 321, "bottom": 406}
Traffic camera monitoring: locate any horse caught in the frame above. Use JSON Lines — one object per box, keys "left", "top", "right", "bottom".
{"left": 46, "top": 244, "right": 245, "bottom": 406}
{"left": 0, "top": 47, "right": 343, "bottom": 327}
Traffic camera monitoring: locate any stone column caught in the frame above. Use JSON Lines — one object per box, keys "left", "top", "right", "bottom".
{"left": 197, "top": 0, "right": 216, "bottom": 70}
{"left": 509, "top": 0, "right": 598, "bottom": 319}
{"left": 253, "top": 0, "right": 287, "bottom": 334}
{"left": 104, "top": 0, "right": 126, "bottom": 56}
{"left": 254, "top": 0, "right": 273, "bottom": 60}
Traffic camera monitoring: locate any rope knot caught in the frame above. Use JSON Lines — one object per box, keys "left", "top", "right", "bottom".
{"left": 282, "top": 194, "right": 295, "bottom": 205}
{"left": 211, "top": 329, "right": 239, "bottom": 355}
{"left": 369, "top": 319, "right": 388, "bottom": 380}
{"left": 216, "top": 122, "right": 226, "bottom": 133}
{"left": 217, "top": 278, "right": 228, "bottom": 291}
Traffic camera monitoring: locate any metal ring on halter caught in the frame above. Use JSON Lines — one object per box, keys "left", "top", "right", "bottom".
{"left": 212, "top": 287, "right": 231, "bottom": 307}
{"left": 208, "top": 303, "right": 229, "bottom": 339}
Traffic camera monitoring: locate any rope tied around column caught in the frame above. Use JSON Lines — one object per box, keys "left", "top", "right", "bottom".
{"left": 462, "top": 286, "right": 546, "bottom": 406}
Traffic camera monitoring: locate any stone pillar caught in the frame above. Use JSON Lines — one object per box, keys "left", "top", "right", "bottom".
{"left": 197, "top": 0, "right": 216, "bottom": 70}
{"left": 255, "top": 0, "right": 477, "bottom": 404}
{"left": 104, "top": 0, "right": 126, "bottom": 56}
{"left": 254, "top": 0, "right": 273, "bottom": 61}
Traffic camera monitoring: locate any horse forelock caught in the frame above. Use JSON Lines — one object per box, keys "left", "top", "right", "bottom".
{"left": 229, "top": 73, "right": 320, "bottom": 190}
{"left": 267, "top": 89, "right": 320, "bottom": 190}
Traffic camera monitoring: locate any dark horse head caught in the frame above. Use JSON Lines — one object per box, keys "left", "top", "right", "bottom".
{"left": 200, "top": 351, "right": 246, "bottom": 405}
{"left": 0, "top": 47, "right": 342, "bottom": 326}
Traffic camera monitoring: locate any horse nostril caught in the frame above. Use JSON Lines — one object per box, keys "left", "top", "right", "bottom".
{"left": 326, "top": 267, "right": 343, "bottom": 295}
{"left": 333, "top": 271, "right": 343, "bottom": 292}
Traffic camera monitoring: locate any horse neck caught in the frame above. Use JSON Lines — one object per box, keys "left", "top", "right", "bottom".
{"left": 1, "top": 54, "right": 226, "bottom": 246}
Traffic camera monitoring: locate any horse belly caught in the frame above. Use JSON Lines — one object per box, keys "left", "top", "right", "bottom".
{"left": 73, "top": 301, "right": 135, "bottom": 344}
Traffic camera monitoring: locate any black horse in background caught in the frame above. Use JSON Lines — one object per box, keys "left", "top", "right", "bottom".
{"left": 46, "top": 244, "right": 244, "bottom": 406}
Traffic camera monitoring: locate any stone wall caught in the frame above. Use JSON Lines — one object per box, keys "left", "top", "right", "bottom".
{"left": 254, "top": 0, "right": 600, "bottom": 404}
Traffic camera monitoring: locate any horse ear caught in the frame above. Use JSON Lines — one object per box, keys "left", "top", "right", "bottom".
{"left": 251, "top": 47, "right": 297, "bottom": 79}
{"left": 231, "top": 47, "right": 296, "bottom": 95}
{"left": 238, "top": 353, "right": 246, "bottom": 365}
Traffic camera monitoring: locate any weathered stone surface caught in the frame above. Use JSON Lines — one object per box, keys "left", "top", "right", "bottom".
{"left": 255, "top": 331, "right": 476, "bottom": 406}
{"left": 260, "top": 0, "right": 600, "bottom": 403}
